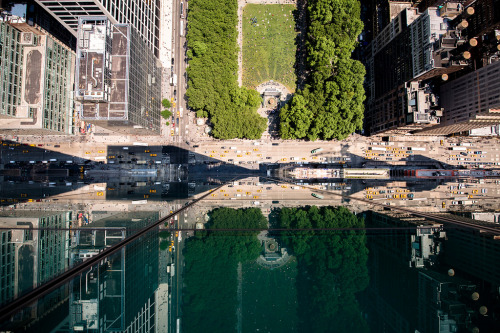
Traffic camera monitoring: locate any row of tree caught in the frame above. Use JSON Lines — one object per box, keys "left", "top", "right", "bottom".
{"left": 182, "top": 208, "right": 267, "bottom": 332}
{"left": 278, "top": 206, "right": 370, "bottom": 332}
{"left": 182, "top": 206, "right": 369, "bottom": 332}
{"left": 279, "top": 0, "right": 366, "bottom": 140}
{"left": 185, "top": 0, "right": 267, "bottom": 139}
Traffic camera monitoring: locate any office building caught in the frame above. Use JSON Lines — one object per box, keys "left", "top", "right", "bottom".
{"left": 0, "top": 229, "right": 15, "bottom": 305}
{"left": 0, "top": 211, "right": 71, "bottom": 303}
{"left": 35, "top": 0, "right": 160, "bottom": 57}
{"left": 69, "top": 211, "right": 159, "bottom": 332}
{"left": 0, "top": 17, "right": 76, "bottom": 134}
{"left": 464, "top": 0, "right": 500, "bottom": 38}
{"left": 417, "top": 270, "right": 476, "bottom": 333}
{"left": 364, "top": 7, "right": 471, "bottom": 135}
{"left": 416, "top": 59, "right": 500, "bottom": 135}
{"left": 75, "top": 17, "right": 162, "bottom": 134}
{"left": 444, "top": 226, "right": 500, "bottom": 288}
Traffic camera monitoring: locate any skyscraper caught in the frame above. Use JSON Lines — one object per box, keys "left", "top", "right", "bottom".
{"left": 75, "top": 17, "right": 162, "bottom": 134}
{"left": 0, "top": 17, "right": 76, "bottom": 134}
{"left": 35, "top": 0, "right": 161, "bottom": 57}
{"left": 416, "top": 59, "right": 500, "bottom": 135}
{"left": 363, "top": 7, "right": 471, "bottom": 135}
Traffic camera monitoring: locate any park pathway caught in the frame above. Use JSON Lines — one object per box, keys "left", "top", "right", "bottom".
{"left": 237, "top": 0, "right": 298, "bottom": 87}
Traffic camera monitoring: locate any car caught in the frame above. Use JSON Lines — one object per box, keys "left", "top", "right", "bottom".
{"left": 193, "top": 145, "right": 199, "bottom": 148}
{"left": 266, "top": 157, "right": 272, "bottom": 160}
{"left": 131, "top": 158, "right": 138, "bottom": 161}
{"left": 272, "top": 143, "right": 279, "bottom": 146}
{"left": 128, "top": 152, "right": 135, "bottom": 155}
{"left": 54, "top": 145, "right": 60, "bottom": 148}
{"left": 171, "top": 58, "right": 175, "bottom": 65}
{"left": 145, "top": 150, "right": 150, "bottom": 153}
{"left": 117, "top": 155, "right": 123, "bottom": 158}
{"left": 174, "top": 89, "right": 177, "bottom": 96}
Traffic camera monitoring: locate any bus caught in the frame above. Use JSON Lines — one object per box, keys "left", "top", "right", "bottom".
{"left": 311, "top": 148, "right": 323, "bottom": 154}
{"left": 176, "top": 319, "right": 181, "bottom": 333}
{"left": 180, "top": 21, "right": 184, "bottom": 36}
{"left": 311, "top": 193, "right": 324, "bottom": 199}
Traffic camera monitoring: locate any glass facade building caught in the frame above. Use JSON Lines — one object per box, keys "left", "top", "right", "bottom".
{"left": 0, "top": 18, "right": 76, "bottom": 134}
{"left": 35, "top": 0, "right": 161, "bottom": 57}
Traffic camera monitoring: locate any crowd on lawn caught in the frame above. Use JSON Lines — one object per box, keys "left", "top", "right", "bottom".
{"left": 242, "top": 6, "right": 300, "bottom": 89}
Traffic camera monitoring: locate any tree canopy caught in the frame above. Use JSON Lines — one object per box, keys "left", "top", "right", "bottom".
{"left": 279, "top": 0, "right": 366, "bottom": 140}
{"left": 186, "top": 0, "right": 267, "bottom": 139}
{"left": 182, "top": 208, "right": 267, "bottom": 332}
{"left": 278, "top": 206, "right": 370, "bottom": 332}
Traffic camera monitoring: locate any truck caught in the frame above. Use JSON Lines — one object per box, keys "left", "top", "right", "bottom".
{"left": 179, "top": 107, "right": 183, "bottom": 117}
{"left": 170, "top": 74, "right": 177, "bottom": 86}
{"left": 409, "top": 147, "right": 426, "bottom": 151}
{"left": 450, "top": 147, "right": 467, "bottom": 151}
{"left": 369, "top": 146, "right": 386, "bottom": 151}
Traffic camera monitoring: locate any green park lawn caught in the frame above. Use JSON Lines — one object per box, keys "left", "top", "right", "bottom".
{"left": 242, "top": 4, "right": 297, "bottom": 92}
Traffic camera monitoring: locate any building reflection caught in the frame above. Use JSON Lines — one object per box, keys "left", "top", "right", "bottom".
{"left": 363, "top": 211, "right": 500, "bottom": 332}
